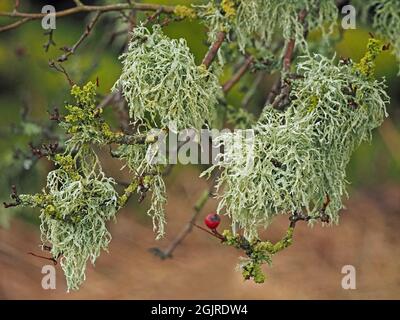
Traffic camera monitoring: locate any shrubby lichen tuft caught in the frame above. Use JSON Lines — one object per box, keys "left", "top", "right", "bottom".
{"left": 205, "top": 39, "right": 389, "bottom": 240}
{"left": 62, "top": 81, "right": 123, "bottom": 145}
{"left": 113, "top": 24, "right": 221, "bottom": 130}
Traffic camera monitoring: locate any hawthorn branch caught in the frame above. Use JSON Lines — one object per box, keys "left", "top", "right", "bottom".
{"left": 0, "top": 2, "right": 176, "bottom": 33}
{"left": 289, "top": 195, "right": 331, "bottom": 228}
{"left": 201, "top": 31, "right": 226, "bottom": 69}
{"left": 48, "top": 61, "right": 75, "bottom": 86}
{"left": 57, "top": 11, "right": 102, "bottom": 62}
{"left": 3, "top": 185, "right": 21, "bottom": 208}
{"left": 0, "top": 17, "right": 31, "bottom": 32}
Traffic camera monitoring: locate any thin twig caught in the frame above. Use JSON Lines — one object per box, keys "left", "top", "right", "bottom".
{"left": 192, "top": 223, "right": 225, "bottom": 241}
{"left": 48, "top": 61, "right": 75, "bottom": 86}
{"left": 268, "top": 9, "right": 308, "bottom": 109}
{"left": 222, "top": 55, "right": 254, "bottom": 93}
{"left": 73, "top": 0, "right": 84, "bottom": 7}
{"left": 201, "top": 31, "right": 226, "bottom": 69}
{"left": 289, "top": 195, "right": 331, "bottom": 228}
{"left": 43, "top": 29, "right": 56, "bottom": 52}
{"left": 0, "top": 17, "right": 31, "bottom": 32}
{"left": 28, "top": 252, "right": 58, "bottom": 265}
{"left": 57, "top": 11, "right": 102, "bottom": 62}
{"left": 57, "top": 11, "right": 101, "bottom": 62}
{"left": 0, "top": 2, "right": 175, "bottom": 32}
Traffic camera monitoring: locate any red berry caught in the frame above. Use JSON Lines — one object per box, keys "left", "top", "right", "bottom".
{"left": 204, "top": 213, "right": 220, "bottom": 230}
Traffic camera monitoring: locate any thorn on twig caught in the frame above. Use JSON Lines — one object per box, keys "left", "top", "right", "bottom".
{"left": 49, "top": 60, "right": 75, "bottom": 86}
{"left": 382, "top": 43, "right": 391, "bottom": 51}
{"left": 193, "top": 223, "right": 225, "bottom": 241}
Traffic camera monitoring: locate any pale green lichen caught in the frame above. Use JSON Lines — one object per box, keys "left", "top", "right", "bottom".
{"left": 205, "top": 40, "right": 389, "bottom": 240}
{"left": 197, "top": 0, "right": 338, "bottom": 55}
{"left": 19, "top": 146, "right": 118, "bottom": 291}
{"left": 113, "top": 24, "right": 221, "bottom": 130}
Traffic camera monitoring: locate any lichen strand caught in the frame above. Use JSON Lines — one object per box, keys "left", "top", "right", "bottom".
{"left": 206, "top": 39, "right": 389, "bottom": 240}
{"left": 222, "top": 227, "right": 294, "bottom": 283}
{"left": 113, "top": 24, "right": 221, "bottom": 130}
{"left": 197, "top": 0, "right": 337, "bottom": 54}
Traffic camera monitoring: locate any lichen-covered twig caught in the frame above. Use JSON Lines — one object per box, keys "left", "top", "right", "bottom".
{"left": 150, "top": 170, "right": 220, "bottom": 259}
{"left": 48, "top": 61, "right": 75, "bottom": 86}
